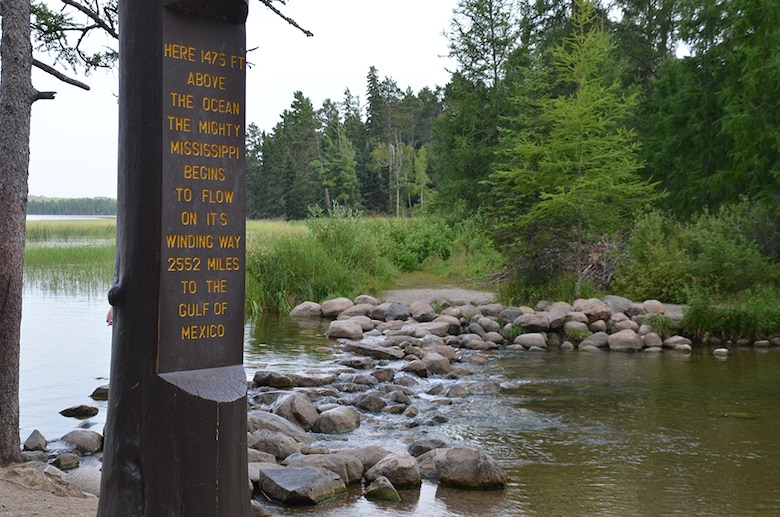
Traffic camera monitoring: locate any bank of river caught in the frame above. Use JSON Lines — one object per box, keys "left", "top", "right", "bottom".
{"left": 19, "top": 287, "right": 780, "bottom": 515}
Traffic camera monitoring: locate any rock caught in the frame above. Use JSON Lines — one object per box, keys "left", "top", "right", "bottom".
{"left": 547, "top": 302, "right": 573, "bottom": 329}
{"left": 573, "top": 298, "right": 612, "bottom": 323}
{"left": 256, "top": 466, "right": 347, "bottom": 505}
{"left": 674, "top": 343, "right": 693, "bottom": 353}
{"left": 371, "top": 302, "right": 411, "bottom": 322}
{"left": 248, "top": 448, "right": 277, "bottom": 464}
{"left": 408, "top": 439, "right": 447, "bottom": 457}
{"left": 421, "top": 351, "right": 452, "bottom": 375}
{"left": 337, "top": 355, "right": 376, "bottom": 369}
{"left": 643, "top": 299, "right": 665, "bottom": 314}
{"left": 563, "top": 320, "right": 591, "bottom": 339}
{"left": 326, "top": 319, "right": 364, "bottom": 340}
{"left": 60, "top": 429, "right": 102, "bottom": 453}
{"left": 409, "top": 300, "right": 437, "bottom": 322}
{"left": 512, "top": 333, "right": 547, "bottom": 349}
{"left": 338, "top": 445, "right": 390, "bottom": 473}
{"left": 285, "top": 453, "right": 363, "bottom": 484}
{"left": 364, "top": 475, "right": 401, "bottom": 502}
{"left": 337, "top": 303, "right": 374, "bottom": 318}
{"left": 64, "top": 467, "right": 101, "bottom": 496}
{"left": 713, "top": 347, "right": 730, "bottom": 357}
{"left": 289, "top": 301, "right": 322, "bottom": 318}
{"left": 287, "top": 371, "right": 339, "bottom": 387}
{"left": 365, "top": 451, "right": 421, "bottom": 489}
{"left": 372, "top": 368, "right": 395, "bottom": 383}
{"left": 663, "top": 335, "right": 693, "bottom": 349}
{"left": 253, "top": 370, "right": 294, "bottom": 388}
{"left": 754, "top": 340, "right": 770, "bottom": 347}
{"left": 59, "top": 405, "right": 99, "bottom": 419}
{"left": 401, "top": 359, "right": 428, "bottom": 378}
{"left": 354, "top": 294, "right": 380, "bottom": 306}
{"left": 271, "top": 392, "right": 319, "bottom": 430}
{"left": 321, "top": 297, "right": 355, "bottom": 318}
{"left": 343, "top": 341, "right": 405, "bottom": 360}
{"left": 513, "top": 313, "right": 550, "bottom": 332}
{"left": 21, "top": 451, "right": 48, "bottom": 462}
{"left": 608, "top": 329, "right": 642, "bottom": 352}
{"left": 23, "top": 429, "right": 47, "bottom": 452}
{"left": 52, "top": 452, "right": 80, "bottom": 471}
{"left": 89, "top": 385, "right": 109, "bottom": 401}
{"left": 589, "top": 319, "right": 608, "bottom": 333}
{"left": 603, "top": 295, "right": 633, "bottom": 314}
{"left": 422, "top": 447, "right": 507, "bottom": 490}
{"left": 468, "top": 321, "right": 486, "bottom": 338}
{"left": 580, "top": 331, "right": 609, "bottom": 348}
{"left": 642, "top": 332, "right": 663, "bottom": 348}
{"left": 248, "top": 429, "right": 302, "bottom": 460}
{"left": 498, "top": 307, "right": 524, "bottom": 325}
{"left": 313, "top": 406, "right": 360, "bottom": 434}
{"left": 434, "top": 315, "right": 462, "bottom": 335}
{"left": 247, "top": 410, "right": 314, "bottom": 444}
{"left": 477, "top": 317, "right": 501, "bottom": 334}
{"left": 353, "top": 391, "right": 387, "bottom": 412}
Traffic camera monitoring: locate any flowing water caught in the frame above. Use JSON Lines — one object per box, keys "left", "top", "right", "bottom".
{"left": 19, "top": 287, "right": 780, "bottom": 516}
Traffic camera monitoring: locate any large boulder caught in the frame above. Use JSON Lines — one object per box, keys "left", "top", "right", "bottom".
{"left": 418, "top": 447, "right": 506, "bottom": 490}
{"left": 248, "top": 429, "right": 302, "bottom": 460}
{"left": 371, "top": 302, "right": 411, "bottom": 322}
{"left": 573, "top": 298, "right": 612, "bottom": 323}
{"left": 325, "top": 319, "right": 364, "bottom": 340}
{"left": 512, "top": 333, "right": 547, "bottom": 349}
{"left": 247, "top": 410, "right": 313, "bottom": 444}
{"left": 289, "top": 301, "right": 322, "bottom": 318}
{"left": 60, "top": 429, "right": 102, "bottom": 454}
{"left": 23, "top": 430, "right": 47, "bottom": 452}
{"left": 312, "top": 406, "right": 360, "bottom": 434}
{"left": 365, "top": 451, "right": 421, "bottom": 489}
{"left": 321, "top": 297, "right": 354, "bottom": 318}
{"left": 343, "top": 341, "right": 405, "bottom": 360}
{"left": 284, "top": 453, "right": 363, "bottom": 484}
{"left": 256, "top": 466, "right": 346, "bottom": 505}
{"left": 513, "top": 313, "right": 550, "bottom": 332}
{"left": 270, "top": 392, "right": 319, "bottom": 430}
{"left": 421, "top": 351, "right": 452, "bottom": 375}
{"left": 547, "top": 302, "right": 573, "bottom": 329}
{"left": 364, "top": 475, "right": 401, "bottom": 502}
{"left": 410, "top": 300, "right": 437, "bottom": 322}
{"left": 607, "top": 329, "right": 642, "bottom": 352}
{"left": 253, "top": 370, "right": 294, "bottom": 389}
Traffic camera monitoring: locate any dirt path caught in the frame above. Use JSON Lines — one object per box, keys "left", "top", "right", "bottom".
{"left": 383, "top": 287, "right": 495, "bottom": 307}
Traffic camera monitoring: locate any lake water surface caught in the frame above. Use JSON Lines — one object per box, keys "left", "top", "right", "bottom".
{"left": 19, "top": 286, "right": 780, "bottom": 516}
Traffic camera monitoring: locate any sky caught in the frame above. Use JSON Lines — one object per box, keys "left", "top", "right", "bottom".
{"left": 27, "top": 0, "right": 459, "bottom": 199}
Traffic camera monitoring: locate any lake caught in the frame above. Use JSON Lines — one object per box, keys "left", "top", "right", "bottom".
{"left": 19, "top": 286, "right": 780, "bottom": 516}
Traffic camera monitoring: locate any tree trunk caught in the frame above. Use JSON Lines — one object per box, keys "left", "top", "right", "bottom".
{"left": 0, "top": 0, "right": 36, "bottom": 466}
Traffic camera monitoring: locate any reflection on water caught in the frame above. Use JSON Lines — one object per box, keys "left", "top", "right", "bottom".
{"left": 19, "top": 291, "right": 780, "bottom": 516}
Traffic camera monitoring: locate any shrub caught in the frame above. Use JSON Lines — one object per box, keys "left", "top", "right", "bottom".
{"left": 614, "top": 207, "right": 780, "bottom": 304}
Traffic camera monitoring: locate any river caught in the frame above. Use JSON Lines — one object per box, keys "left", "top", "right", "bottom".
{"left": 19, "top": 286, "right": 780, "bottom": 516}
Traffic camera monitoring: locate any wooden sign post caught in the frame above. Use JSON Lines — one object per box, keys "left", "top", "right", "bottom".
{"left": 99, "top": 1, "right": 250, "bottom": 515}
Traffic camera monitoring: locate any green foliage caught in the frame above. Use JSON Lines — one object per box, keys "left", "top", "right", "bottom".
{"left": 245, "top": 215, "right": 463, "bottom": 314}
{"left": 682, "top": 287, "right": 780, "bottom": 343}
{"left": 645, "top": 314, "right": 676, "bottom": 340}
{"left": 614, "top": 206, "right": 780, "bottom": 304}
{"left": 365, "top": 218, "right": 454, "bottom": 273}
{"left": 498, "top": 271, "right": 602, "bottom": 307}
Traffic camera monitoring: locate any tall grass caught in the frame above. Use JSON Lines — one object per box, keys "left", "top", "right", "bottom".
{"left": 244, "top": 214, "right": 504, "bottom": 315}
{"left": 26, "top": 219, "right": 116, "bottom": 242}
{"left": 24, "top": 219, "right": 116, "bottom": 294}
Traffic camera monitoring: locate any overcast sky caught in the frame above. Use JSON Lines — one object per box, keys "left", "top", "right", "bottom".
{"left": 27, "top": 0, "right": 458, "bottom": 199}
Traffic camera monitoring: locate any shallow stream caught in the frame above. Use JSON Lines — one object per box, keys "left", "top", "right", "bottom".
{"left": 20, "top": 287, "right": 780, "bottom": 516}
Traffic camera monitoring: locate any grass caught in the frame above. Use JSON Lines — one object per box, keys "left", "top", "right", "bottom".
{"left": 23, "top": 216, "right": 505, "bottom": 314}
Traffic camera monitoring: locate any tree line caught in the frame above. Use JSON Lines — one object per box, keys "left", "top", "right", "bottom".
{"left": 247, "top": 0, "right": 780, "bottom": 223}
{"left": 27, "top": 196, "right": 117, "bottom": 215}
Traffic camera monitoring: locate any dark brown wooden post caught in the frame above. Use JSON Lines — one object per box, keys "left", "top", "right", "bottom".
{"left": 98, "top": 0, "right": 250, "bottom": 515}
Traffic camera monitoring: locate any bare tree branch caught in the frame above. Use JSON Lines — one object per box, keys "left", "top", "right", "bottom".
{"left": 59, "top": 0, "right": 119, "bottom": 39}
{"left": 33, "top": 58, "right": 91, "bottom": 90}
{"left": 257, "top": 0, "right": 313, "bottom": 37}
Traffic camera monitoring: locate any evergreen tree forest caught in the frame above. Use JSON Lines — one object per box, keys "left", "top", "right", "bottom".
{"left": 246, "top": 0, "right": 780, "bottom": 305}
{"left": 247, "top": 0, "right": 780, "bottom": 222}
